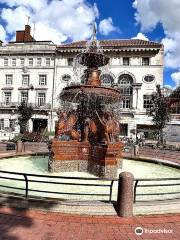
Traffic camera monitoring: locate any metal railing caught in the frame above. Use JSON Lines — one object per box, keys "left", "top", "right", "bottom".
{"left": 134, "top": 178, "right": 180, "bottom": 203}
{"left": 0, "top": 102, "right": 51, "bottom": 110}
{"left": 0, "top": 170, "right": 180, "bottom": 204}
{"left": 0, "top": 170, "right": 116, "bottom": 202}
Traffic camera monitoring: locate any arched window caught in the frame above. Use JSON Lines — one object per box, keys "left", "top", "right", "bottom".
{"left": 100, "top": 74, "right": 114, "bottom": 86}
{"left": 118, "top": 74, "right": 133, "bottom": 109}
{"left": 62, "top": 74, "right": 71, "bottom": 82}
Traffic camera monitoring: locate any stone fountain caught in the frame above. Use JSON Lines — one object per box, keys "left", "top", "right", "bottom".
{"left": 48, "top": 27, "right": 123, "bottom": 179}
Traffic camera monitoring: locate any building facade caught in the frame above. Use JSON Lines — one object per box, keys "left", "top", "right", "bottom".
{"left": 0, "top": 25, "right": 164, "bottom": 140}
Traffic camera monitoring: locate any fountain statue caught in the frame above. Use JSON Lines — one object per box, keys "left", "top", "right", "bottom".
{"left": 48, "top": 25, "right": 123, "bottom": 179}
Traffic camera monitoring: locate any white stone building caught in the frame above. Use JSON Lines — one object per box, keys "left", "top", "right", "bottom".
{"left": 0, "top": 25, "right": 163, "bottom": 140}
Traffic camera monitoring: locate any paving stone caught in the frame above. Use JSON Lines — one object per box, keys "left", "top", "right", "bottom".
{"left": 0, "top": 207, "right": 179, "bottom": 240}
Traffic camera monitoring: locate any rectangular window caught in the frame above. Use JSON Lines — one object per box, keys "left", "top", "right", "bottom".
{"left": 4, "top": 92, "right": 12, "bottom": 105}
{"left": 119, "top": 124, "right": 128, "bottom": 136}
{"left": 6, "top": 75, "right": 13, "bottom": 85}
{"left": 143, "top": 95, "right": 153, "bottom": 109}
{"left": 67, "top": 58, "right": 73, "bottom": 66}
{"left": 46, "top": 58, "right": 50, "bottom": 66}
{"left": 20, "top": 58, "right": 25, "bottom": 66}
{"left": 21, "top": 92, "right": 28, "bottom": 103}
{"left": 37, "top": 92, "right": 46, "bottom": 106}
{"left": 12, "top": 58, "right": 16, "bottom": 66}
{"left": 142, "top": 57, "right": 150, "bottom": 66}
{"left": 123, "top": 57, "right": 130, "bottom": 66}
{"left": 22, "top": 75, "right": 29, "bottom": 86}
{"left": 9, "top": 119, "right": 16, "bottom": 131}
{"left": 122, "top": 97, "right": 131, "bottom": 109}
{"left": 29, "top": 58, "right": 33, "bottom": 66}
{"left": 37, "top": 58, "right": 42, "bottom": 66}
{"left": 4, "top": 58, "right": 8, "bottom": 66}
{"left": 39, "top": 75, "right": 47, "bottom": 86}
{"left": 0, "top": 119, "right": 4, "bottom": 130}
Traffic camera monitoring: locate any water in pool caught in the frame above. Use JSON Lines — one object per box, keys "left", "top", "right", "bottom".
{"left": 0, "top": 156, "right": 179, "bottom": 201}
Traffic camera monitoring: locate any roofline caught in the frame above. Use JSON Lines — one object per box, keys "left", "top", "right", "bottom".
{"left": 57, "top": 39, "right": 163, "bottom": 48}
{"left": 9, "top": 40, "right": 54, "bottom": 44}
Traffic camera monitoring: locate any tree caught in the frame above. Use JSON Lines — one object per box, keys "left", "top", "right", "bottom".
{"left": 17, "top": 102, "right": 33, "bottom": 134}
{"left": 149, "top": 85, "right": 170, "bottom": 146}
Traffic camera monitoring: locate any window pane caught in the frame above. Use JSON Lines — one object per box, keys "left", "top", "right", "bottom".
{"left": 62, "top": 74, "right": 71, "bottom": 82}
{"left": 0, "top": 119, "right": 4, "bottom": 130}
{"left": 144, "top": 75, "right": 155, "bottom": 82}
{"left": 9, "top": 119, "right": 16, "bottom": 131}
{"left": 37, "top": 92, "right": 46, "bottom": 106}
{"left": 143, "top": 95, "right": 152, "bottom": 109}
{"left": 46, "top": 58, "right": 50, "bottom": 66}
{"left": 6, "top": 75, "right": 13, "bottom": 85}
{"left": 118, "top": 74, "right": 133, "bottom": 108}
{"left": 4, "top": 58, "right": 8, "bottom": 66}
{"left": 142, "top": 57, "right": 150, "bottom": 66}
{"left": 4, "top": 92, "right": 12, "bottom": 105}
{"left": 39, "top": 75, "right": 47, "bottom": 85}
{"left": 22, "top": 75, "right": 29, "bottom": 86}
{"left": 29, "top": 58, "right": 33, "bottom": 66}
{"left": 122, "top": 97, "right": 132, "bottom": 109}
{"left": 21, "top": 92, "right": 28, "bottom": 103}
{"left": 123, "top": 57, "right": 129, "bottom": 66}
{"left": 20, "top": 58, "right": 25, "bottom": 66}
{"left": 67, "top": 58, "right": 73, "bottom": 66}
{"left": 37, "top": 58, "right": 42, "bottom": 66}
{"left": 12, "top": 59, "right": 16, "bottom": 66}
{"left": 100, "top": 74, "right": 114, "bottom": 86}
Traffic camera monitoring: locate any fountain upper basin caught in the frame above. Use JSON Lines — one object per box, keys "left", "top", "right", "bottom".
{"left": 60, "top": 85, "right": 121, "bottom": 103}
{"left": 76, "top": 52, "right": 110, "bottom": 68}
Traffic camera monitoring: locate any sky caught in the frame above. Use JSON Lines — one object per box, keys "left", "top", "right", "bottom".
{"left": 0, "top": 0, "right": 180, "bottom": 88}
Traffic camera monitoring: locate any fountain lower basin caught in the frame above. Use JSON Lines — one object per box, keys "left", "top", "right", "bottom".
{"left": 0, "top": 156, "right": 179, "bottom": 202}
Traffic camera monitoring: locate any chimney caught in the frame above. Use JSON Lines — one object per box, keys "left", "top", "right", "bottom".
{"left": 16, "top": 25, "right": 35, "bottom": 42}
{"left": 25, "top": 25, "right": 31, "bottom": 36}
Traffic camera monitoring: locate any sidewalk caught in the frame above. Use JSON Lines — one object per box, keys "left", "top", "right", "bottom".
{"left": 0, "top": 207, "right": 179, "bottom": 240}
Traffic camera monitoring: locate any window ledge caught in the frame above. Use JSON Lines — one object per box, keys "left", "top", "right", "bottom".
{"left": 1, "top": 87, "right": 14, "bottom": 90}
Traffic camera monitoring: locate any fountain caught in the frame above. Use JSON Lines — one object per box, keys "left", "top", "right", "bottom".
{"left": 48, "top": 26, "right": 123, "bottom": 179}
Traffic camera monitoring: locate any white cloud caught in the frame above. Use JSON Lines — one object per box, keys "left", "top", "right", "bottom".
{"left": 133, "top": 0, "right": 180, "bottom": 86}
{"left": 0, "top": 25, "right": 6, "bottom": 42}
{"left": 99, "top": 17, "right": 118, "bottom": 36}
{"left": 132, "top": 32, "right": 149, "bottom": 41}
{"left": 0, "top": 0, "right": 47, "bottom": 11}
{"left": 171, "top": 71, "right": 180, "bottom": 86}
{"left": 164, "top": 84, "right": 174, "bottom": 90}
{"left": 0, "top": 0, "right": 99, "bottom": 43}
{"left": 133, "top": 0, "right": 180, "bottom": 33}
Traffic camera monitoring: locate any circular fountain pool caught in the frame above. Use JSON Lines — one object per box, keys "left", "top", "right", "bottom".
{"left": 0, "top": 156, "right": 179, "bottom": 201}
{"left": 0, "top": 156, "right": 179, "bottom": 178}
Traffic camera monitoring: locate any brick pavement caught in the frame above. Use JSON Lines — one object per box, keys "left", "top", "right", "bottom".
{"left": 123, "top": 147, "right": 180, "bottom": 166}
{"left": 0, "top": 207, "right": 179, "bottom": 240}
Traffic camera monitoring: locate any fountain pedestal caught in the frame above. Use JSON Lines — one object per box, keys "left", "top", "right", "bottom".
{"left": 49, "top": 140, "right": 123, "bottom": 179}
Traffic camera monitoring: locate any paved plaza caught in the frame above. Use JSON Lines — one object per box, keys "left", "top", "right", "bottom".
{"left": 0, "top": 207, "right": 179, "bottom": 240}
{"left": 0, "top": 147, "right": 179, "bottom": 239}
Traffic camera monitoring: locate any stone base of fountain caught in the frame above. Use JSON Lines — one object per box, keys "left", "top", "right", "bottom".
{"left": 48, "top": 140, "right": 123, "bottom": 179}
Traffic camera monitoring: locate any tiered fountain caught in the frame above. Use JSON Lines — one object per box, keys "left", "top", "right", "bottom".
{"left": 48, "top": 27, "right": 123, "bottom": 178}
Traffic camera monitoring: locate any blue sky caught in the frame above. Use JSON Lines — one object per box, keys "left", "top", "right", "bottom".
{"left": 0, "top": 0, "right": 179, "bottom": 88}
{"left": 88, "top": 0, "right": 174, "bottom": 88}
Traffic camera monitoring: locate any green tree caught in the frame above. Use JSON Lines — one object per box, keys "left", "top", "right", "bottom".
{"left": 150, "top": 85, "right": 170, "bottom": 146}
{"left": 17, "top": 102, "right": 33, "bottom": 134}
